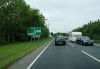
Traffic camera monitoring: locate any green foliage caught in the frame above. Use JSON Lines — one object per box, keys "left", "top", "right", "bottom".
{"left": 0, "top": 0, "right": 49, "bottom": 44}
{"left": 0, "top": 37, "right": 52, "bottom": 69}
{"left": 41, "top": 26, "right": 49, "bottom": 38}
{"left": 73, "top": 20, "right": 100, "bottom": 39}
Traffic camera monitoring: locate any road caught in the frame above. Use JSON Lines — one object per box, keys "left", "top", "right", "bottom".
{"left": 28, "top": 40, "right": 100, "bottom": 69}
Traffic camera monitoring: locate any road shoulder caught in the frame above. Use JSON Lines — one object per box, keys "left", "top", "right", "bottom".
{"left": 7, "top": 39, "right": 53, "bottom": 69}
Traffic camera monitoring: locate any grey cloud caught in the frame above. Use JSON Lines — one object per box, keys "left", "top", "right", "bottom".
{"left": 25, "top": 0, "right": 100, "bottom": 33}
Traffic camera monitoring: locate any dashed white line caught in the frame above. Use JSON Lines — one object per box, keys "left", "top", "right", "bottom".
{"left": 26, "top": 39, "right": 54, "bottom": 69}
{"left": 68, "top": 43, "right": 75, "bottom": 47}
{"left": 81, "top": 50, "right": 100, "bottom": 63}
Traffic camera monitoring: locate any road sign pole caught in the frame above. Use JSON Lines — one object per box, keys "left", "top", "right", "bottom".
{"left": 31, "top": 36, "right": 32, "bottom": 42}
{"left": 38, "top": 37, "right": 39, "bottom": 41}
{"left": 34, "top": 36, "right": 35, "bottom": 41}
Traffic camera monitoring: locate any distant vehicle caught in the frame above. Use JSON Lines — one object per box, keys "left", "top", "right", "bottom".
{"left": 55, "top": 36, "right": 66, "bottom": 45}
{"left": 76, "top": 36, "right": 94, "bottom": 46}
{"left": 68, "top": 32, "right": 82, "bottom": 42}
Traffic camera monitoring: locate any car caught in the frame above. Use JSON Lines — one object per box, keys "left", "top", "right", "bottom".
{"left": 55, "top": 36, "right": 66, "bottom": 45}
{"left": 76, "top": 36, "right": 94, "bottom": 46}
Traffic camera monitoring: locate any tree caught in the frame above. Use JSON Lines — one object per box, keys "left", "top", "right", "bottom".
{"left": 0, "top": 0, "right": 49, "bottom": 44}
{"left": 72, "top": 20, "right": 100, "bottom": 39}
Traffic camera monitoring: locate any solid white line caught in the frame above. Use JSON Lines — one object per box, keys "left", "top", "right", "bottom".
{"left": 26, "top": 39, "right": 54, "bottom": 69}
{"left": 68, "top": 43, "right": 75, "bottom": 47}
{"left": 81, "top": 50, "right": 100, "bottom": 63}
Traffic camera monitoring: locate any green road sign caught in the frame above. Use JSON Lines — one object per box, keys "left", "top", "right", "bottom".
{"left": 27, "top": 27, "right": 35, "bottom": 36}
{"left": 27, "top": 27, "right": 42, "bottom": 36}
{"left": 34, "top": 27, "right": 42, "bottom": 35}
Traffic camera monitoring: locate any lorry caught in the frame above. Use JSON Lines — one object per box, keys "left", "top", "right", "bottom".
{"left": 68, "top": 32, "right": 82, "bottom": 42}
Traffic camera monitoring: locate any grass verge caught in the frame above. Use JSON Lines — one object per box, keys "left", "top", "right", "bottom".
{"left": 94, "top": 40, "right": 100, "bottom": 43}
{"left": 0, "top": 37, "right": 52, "bottom": 69}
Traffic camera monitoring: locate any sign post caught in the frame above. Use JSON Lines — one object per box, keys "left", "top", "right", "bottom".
{"left": 34, "top": 27, "right": 41, "bottom": 41}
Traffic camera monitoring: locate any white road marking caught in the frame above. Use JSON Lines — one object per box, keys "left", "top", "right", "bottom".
{"left": 26, "top": 39, "right": 54, "bottom": 69}
{"left": 81, "top": 50, "right": 100, "bottom": 63}
{"left": 68, "top": 43, "right": 75, "bottom": 47}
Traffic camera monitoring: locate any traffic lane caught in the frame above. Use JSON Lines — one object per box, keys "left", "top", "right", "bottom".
{"left": 68, "top": 42, "right": 100, "bottom": 59}
{"left": 30, "top": 41, "right": 100, "bottom": 69}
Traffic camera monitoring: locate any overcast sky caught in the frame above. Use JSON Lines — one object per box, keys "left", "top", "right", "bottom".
{"left": 25, "top": 0, "right": 100, "bottom": 33}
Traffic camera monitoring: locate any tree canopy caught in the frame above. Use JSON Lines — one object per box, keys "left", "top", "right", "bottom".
{"left": 72, "top": 20, "right": 100, "bottom": 40}
{"left": 0, "top": 0, "right": 49, "bottom": 44}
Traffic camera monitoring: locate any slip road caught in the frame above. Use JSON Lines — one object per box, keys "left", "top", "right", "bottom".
{"left": 27, "top": 40, "right": 100, "bottom": 69}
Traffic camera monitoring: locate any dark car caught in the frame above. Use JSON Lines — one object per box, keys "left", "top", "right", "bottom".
{"left": 55, "top": 36, "right": 66, "bottom": 45}
{"left": 76, "top": 36, "right": 94, "bottom": 46}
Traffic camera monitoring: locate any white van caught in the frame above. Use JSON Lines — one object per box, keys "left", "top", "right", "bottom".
{"left": 68, "top": 32, "right": 82, "bottom": 42}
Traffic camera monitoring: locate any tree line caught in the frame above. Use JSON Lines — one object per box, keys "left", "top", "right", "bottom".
{"left": 0, "top": 0, "right": 49, "bottom": 44}
{"left": 72, "top": 20, "right": 100, "bottom": 40}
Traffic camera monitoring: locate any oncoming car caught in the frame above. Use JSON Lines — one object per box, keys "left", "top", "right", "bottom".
{"left": 55, "top": 36, "right": 66, "bottom": 45}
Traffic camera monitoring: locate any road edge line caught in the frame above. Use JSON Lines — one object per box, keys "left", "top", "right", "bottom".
{"left": 81, "top": 50, "right": 100, "bottom": 63}
{"left": 26, "top": 39, "right": 54, "bottom": 69}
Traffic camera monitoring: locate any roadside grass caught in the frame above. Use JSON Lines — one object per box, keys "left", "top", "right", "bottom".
{"left": 94, "top": 40, "right": 100, "bottom": 43}
{"left": 0, "top": 37, "right": 52, "bottom": 69}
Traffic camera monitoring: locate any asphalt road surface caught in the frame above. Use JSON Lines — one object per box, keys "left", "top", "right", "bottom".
{"left": 28, "top": 40, "right": 100, "bottom": 69}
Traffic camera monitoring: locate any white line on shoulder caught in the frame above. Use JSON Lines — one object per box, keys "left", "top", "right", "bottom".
{"left": 26, "top": 39, "right": 53, "bottom": 69}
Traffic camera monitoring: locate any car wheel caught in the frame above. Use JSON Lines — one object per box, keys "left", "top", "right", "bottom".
{"left": 91, "top": 44, "right": 94, "bottom": 46}
{"left": 64, "top": 43, "right": 66, "bottom": 45}
{"left": 55, "top": 43, "right": 57, "bottom": 45}
{"left": 55, "top": 42, "right": 57, "bottom": 45}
